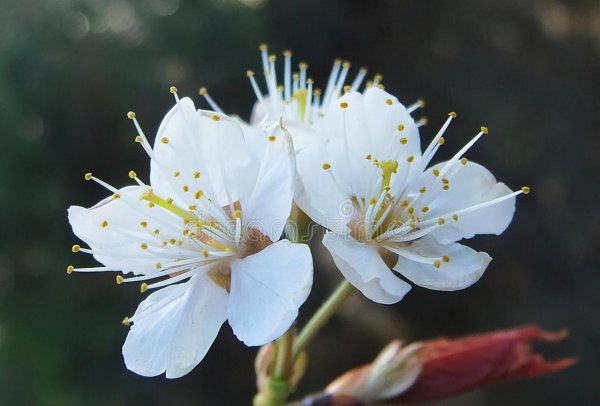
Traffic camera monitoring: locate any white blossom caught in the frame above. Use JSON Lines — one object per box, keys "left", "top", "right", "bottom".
{"left": 67, "top": 91, "right": 313, "bottom": 378}
{"left": 293, "top": 87, "right": 526, "bottom": 304}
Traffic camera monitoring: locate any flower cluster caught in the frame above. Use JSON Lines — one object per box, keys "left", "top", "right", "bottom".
{"left": 67, "top": 46, "right": 528, "bottom": 378}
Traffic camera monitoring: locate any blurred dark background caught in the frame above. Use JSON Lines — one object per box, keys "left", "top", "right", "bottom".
{"left": 0, "top": 0, "right": 598, "bottom": 405}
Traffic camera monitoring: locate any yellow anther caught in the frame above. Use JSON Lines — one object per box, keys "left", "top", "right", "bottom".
{"left": 397, "top": 124, "right": 405, "bottom": 131}
{"left": 373, "top": 73, "right": 383, "bottom": 82}
{"left": 211, "top": 114, "right": 221, "bottom": 121}
{"left": 246, "top": 70, "right": 254, "bottom": 77}
{"left": 169, "top": 86, "right": 178, "bottom": 94}
{"left": 259, "top": 43, "right": 268, "bottom": 51}
{"left": 441, "top": 179, "right": 449, "bottom": 185}
{"left": 481, "top": 126, "right": 489, "bottom": 134}
{"left": 343, "top": 85, "right": 351, "bottom": 93}
{"left": 269, "top": 54, "right": 277, "bottom": 63}
{"left": 140, "top": 243, "right": 148, "bottom": 250}
{"left": 122, "top": 317, "right": 130, "bottom": 326}
{"left": 188, "top": 205, "right": 196, "bottom": 211}
{"left": 155, "top": 262, "right": 162, "bottom": 270}
{"left": 322, "top": 163, "right": 331, "bottom": 170}
{"left": 84, "top": 172, "right": 93, "bottom": 181}
{"left": 380, "top": 160, "right": 399, "bottom": 191}
{"left": 433, "top": 260, "right": 441, "bottom": 268}
{"left": 314, "top": 88, "right": 322, "bottom": 96}
{"left": 182, "top": 185, "right": 189, "bottom": 192}
{"left": 153, "top": 228, "right": 160, "bottom": 235}
{"left": 193, "top": 171, "right": 201, "bottom": 179}
{"left": 417, "top": 99, "right": 425, "bottom": 107}
{"left": 182, "top": 229, "right": 189, "bottom": 236}
{"left": 128, "top": 170, "right": 137, "bottom": 179}
{"left": 140, "top": 283, "right": 148, "bottom": 293}
{"left": 342, "top": 60, "right": 351, "bottom": 68}
{"left": 268, "top": 135, "right": 276, "bottom": 142}
{"left": 166, "top": 198, "right": 174, "bottom": 204}
{"left": 169, "top": 238, "right": 176, "bottom": 245}
{"left": 442, "top": 255, "right": 451, "bottom": 263}
{"left": 365, "top": 154, "right": 372, "bottom": 160}
{"left": 400, "top": 137, "right": 408, "bottom": 145}
{"left": 199, "top": 87, "right": 207, "bottom": 95}
{"left": 522, "top": 186, "right": 531, "bottom": 194}
{"left": 233, "top": 209, "right": 242, "bottom": 219}
{"left": 292, "top": 72, "right": 300, "bottom": 80}
{"left": 160, "top": 137, "right": 169, "bottom": 144}
{"left": 148, "top": 202, "right": 155, "bottom": 208}
{"left": 438, "top": 137, "right": 445, "bottom": 145}
{"left": 433, "top": 169, "right": 440, "bottom": 176}
{"left": 401, "top": 200, "right": 409, "bottom": 207}
{"left": 408, "top": 207, "right": 415, "bottom": 215}
{"left": 135, "top": 135, "right": 142, "bottom": 143}
{"left": 386, "top": 98, "right": 393, "bottom": 105}
{"left": 66, "top": 265, "right": 74, "bottom": 274}
{"left": 116, "top": 275, "right": 124, "bottom": 285}
{"left": 437, "top": 218, "right": 446, "bottom": 225}
{"left": 443, "top": 185, "right": 450, "bottom": 190}
{"left": 202, "top": 249, "right": 209, "bottom": 258}
{"left": 422, "top": 206, "right": 430, "bottom": 213}
{"left": 299, "top": 61, "right": 308, "bottom": 69}
{"left": 340, "top": 102, "right": 349, "bottom": 109}
{"left": 194, "top": 190, "right": 204, "bottom": 200}
{"left": 71, "top": 245, "right": 80, "bottom": 253}
{"left": 377, "top": 84, "right": 385, "bottom": 90}
{"left": 140, "top": 221, "right": 147, "bottom": 228}
{"left": 173, "top": 171, "right": 180, "bottom": 177}
{"left": 113, "top": 193, "right": 120, "bottom": 199}
{"left": 100, "top": 220, "right": 108, "bottom": 228}
{"left": 407, "top": 155, "right": 414, "bottom": 163}
{"left": 370, "top": 198, "right": 377, "bottom": 205}
{"left": 420, "top": 187, "right": 427, "bottom": 193}
{"left": 461, "top": 157, "right": 468, "bottom": 165}
{"left": 127, "top": 111, "right": 136, "bottom": 119}
{"left": 452, "top": 214, "right": 459, "bottom": 221}
{"left": 448, "top": 111, "right": 457, "bottom": 118}
{"left": 283, "top": 49, "right": 292, "bottom": 57}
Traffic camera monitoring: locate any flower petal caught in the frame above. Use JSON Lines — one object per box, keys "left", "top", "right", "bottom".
{"left": 393, "top": 237, "right": 491, "bottom": 291}
{"left": 228, "top": 240, "right": 313, "bottom": 346}
{"left": 323, "top": 232, "right": 411, "bottom": 304}
{"left": 122, "top": 273, "right": 228, "bottom": 378}
{"left": 423, "top": 161, "right": 516, "bottom": 244}
{"left": 150, "top": 97, "right": 259, "bottom": 210}
{"left": 240, "top": 123, "right": 295, "bottom": 241}
{"left": 68, "top": 186, "right": 190, "bottom": 274}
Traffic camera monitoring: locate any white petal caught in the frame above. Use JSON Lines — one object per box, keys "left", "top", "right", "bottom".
{"left": 228, "top": 240, "right": 313, "bottom": 346}
{"left": 423, "top": 161, "right": 516, "bottom": 243}
{"left": 362, "top": 87, "right": 421, "bottom": 162}
{"left": 68, "top": 186, "right": 188, "bottom": 274}
{"left": 323, "top": 232, "right": 411, "bottom": 304}
{"left": 150, "top": 98, "right": 259, "bottom": 210}
{"left": 294, "top": 143, "right": 354, "bottom": 233}
{"left": 240, "top": 124, "right": 295, "bottom": 241}
{"left": 393, "top": 237, "right": 491, "bottom": 291}
{"left": 122, "top": 273, "right": 228, "bottom": 378}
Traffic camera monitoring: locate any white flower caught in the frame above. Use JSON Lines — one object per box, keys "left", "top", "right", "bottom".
{"left": 67, "top": 91, "right": 313, "bottom": 378}
{"left": 294, "top": 87, "right": 527, "bottom": 304}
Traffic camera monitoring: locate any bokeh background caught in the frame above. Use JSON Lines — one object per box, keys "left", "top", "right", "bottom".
{"left": 0, "top": 0, "right": 598, "bottom": 405}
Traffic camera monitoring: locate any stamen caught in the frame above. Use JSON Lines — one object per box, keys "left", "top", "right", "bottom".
{"left": 283, "top": 50, "right": 292, "bottom": 102}
{"left": 198, "top": 87, "right": 225, "bottom": 114}
{"left": 406, "top": 99, "right": 425, "bottom": 114}
{"left": 350, "top": 67, "right": 367, "bottom": 91}
{"left": 420, "top": 189, "right": 526, "bottom": 227}
{"left": 247, "top": 70, "right": 265, "bottom": 106}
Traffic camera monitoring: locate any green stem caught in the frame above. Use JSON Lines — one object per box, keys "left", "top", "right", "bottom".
{"left": 273, "top": 328, "right": 294, "bottom": 380}
{"left": 293, "top": 280, "right": 355, "bottom": 358}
